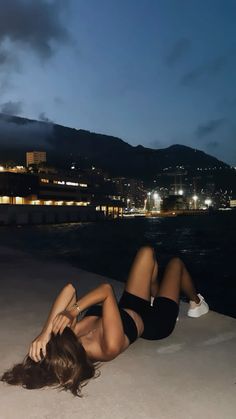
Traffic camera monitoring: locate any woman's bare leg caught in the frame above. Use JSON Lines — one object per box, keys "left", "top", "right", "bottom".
{"left": 124, "top": 247, "right": 199, "bottom": 305}
{"left": 124, "top": 246, "right": 159, "bottom": 302}
{"left": 157, "top": 257, "right": 200, "bottom": 304}
{"left": 151, "top": 258, "right": 159, "bottom": 298}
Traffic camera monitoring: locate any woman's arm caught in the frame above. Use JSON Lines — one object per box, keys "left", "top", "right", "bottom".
{"left": 75, "top": 283, "right": 125, "bottom": 356}
{"left": 28, "top": 283, "right": 76, "bottom": 362}
{"left": 99, "top": 283, "right": 126, "bottom": 359}
{"left": 41, "top": 283, "right": 76, "bottom": 334}
{"left": 52, "top": 283, "right": 125, "bottom": 360}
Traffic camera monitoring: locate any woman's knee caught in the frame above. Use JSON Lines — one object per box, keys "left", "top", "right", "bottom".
{"left": 168, "top": 257, "right": 183, "bottom": 269}
{"left": 137, "top": 246, "right": 155, "bottom": 260}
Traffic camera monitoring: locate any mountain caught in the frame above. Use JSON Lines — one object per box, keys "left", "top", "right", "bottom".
{"left": 0, "top": 113, "right": 235, "bottom": 190}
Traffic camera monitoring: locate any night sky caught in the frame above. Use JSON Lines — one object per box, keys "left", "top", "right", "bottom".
{"left": 0, "top": 0, "right": 235, "bottom": 165}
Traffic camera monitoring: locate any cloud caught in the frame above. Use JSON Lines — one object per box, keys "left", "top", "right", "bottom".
{"left": 0, "top": 76, "right": 13, "bottom": 94}
{"left": 0, "top": 100, "right": 23, "bottom": 115}
{"left": 195, "top": 118, "right": 227, "bottom": 139}
{"left": 0, "top": 114, "right": 54, "bottom": 146}
{"left": 206, "top": 141, "right": 220, "bottom": 149}
{"left": 0, "top": 0, "right": 70, "bottom": 59}
{"left": 54, "top": 96, "right": 64, "bottom": 105}
{"left": 165, "top": 38, "right": 191, "bottom": 66}
{"left": 181, "top": 55, "right": 228, "bottom": 86}
{"left": 218, "top": 96, "right": 236, "bottom": 112}
{"left": 39, "top": 112, "right": 53, "bottom": 123}
{"left": 0, "top": 46, "right": 20, "bottom": 71}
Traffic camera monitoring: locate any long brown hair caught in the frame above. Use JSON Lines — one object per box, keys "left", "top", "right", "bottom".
{"left": 1, "top": 327, "right": 100, "bottom": 397}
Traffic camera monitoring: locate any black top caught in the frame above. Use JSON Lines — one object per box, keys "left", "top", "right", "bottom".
{"left": 83, "top": 304, "right": 138, "bottom": 344}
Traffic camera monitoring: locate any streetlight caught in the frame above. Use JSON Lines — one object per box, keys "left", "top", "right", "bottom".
{"left": 153, "top": 192, "right": 161, "bottom": 212}
{"left": 153, "top": 192, "right": 158, "bottom": 209}
{"left": 205, "top": 199, "right": 212, "bottom": 208}
{"left": 192, "top": 195, "right": 198, "bottom": 210}
{"left": 178, "top": 189, "right": 184, "bottom": 195}
{"left": 144, "top": 198, "right": 147, "bottom": 211}
{"left": 147, "top": 192, "right": 151, "bottom": 211}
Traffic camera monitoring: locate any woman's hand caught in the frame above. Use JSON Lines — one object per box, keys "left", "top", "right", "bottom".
{"left": 51, "top": 309, "right": 76, "bottom": 335}
{"left": 28, "top": 331, "right": 51, "bottom": 363}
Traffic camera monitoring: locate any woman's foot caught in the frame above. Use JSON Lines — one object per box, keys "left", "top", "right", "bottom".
{"left": 187, "top": 294, "right": 209, "bottom": 318}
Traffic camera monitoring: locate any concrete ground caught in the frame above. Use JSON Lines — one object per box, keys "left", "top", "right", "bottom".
{"left": 0, "top": 245, "right": 236, "bottom": 419}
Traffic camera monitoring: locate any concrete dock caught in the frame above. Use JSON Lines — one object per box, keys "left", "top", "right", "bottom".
{"left": 0, "top": 245, "right": 235, "bottom": 419}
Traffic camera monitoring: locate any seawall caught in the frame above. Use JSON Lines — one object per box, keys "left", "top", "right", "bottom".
{"left": 0, "top": 204, "right": 104, "bottom": 225}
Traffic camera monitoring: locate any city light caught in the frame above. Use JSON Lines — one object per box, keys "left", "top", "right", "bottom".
{"left": 192, "top": 195, "right": 198, "bottom": 210}
{"left": 66, "top": 181, "right": 79, "bottom": 186}
{"left": 125, "top": 198, "right": 131, "bottom": 210}
{"left": 144, "top": 198, "right": 147, "bottom": 211}
{"left": 153, "top": 192, "right": 161, "bottom": 212}
{"left": 205, "top": 199, "right": 212, "bottom": 207}
{"left": 178, "top": 189, "right": 184, "bottom": 195}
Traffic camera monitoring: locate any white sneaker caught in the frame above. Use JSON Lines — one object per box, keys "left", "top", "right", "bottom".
{"left": 187, "top": 294, "right": 209, "bottom": 318}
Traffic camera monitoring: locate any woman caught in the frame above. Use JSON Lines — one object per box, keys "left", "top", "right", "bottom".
{"left": 1, "top": 246, "right": 209, "bottom": 397}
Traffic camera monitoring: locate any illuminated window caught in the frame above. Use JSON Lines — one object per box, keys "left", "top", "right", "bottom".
{"left": 66, "top": 181, "right": 79, "bottom": 186}
{"left": 30, "top": 200, "right": 41, "bottom": 205}
{"left": 0, "top": 196, "right": 10, "bottom": 204}
{"left": 15, "top": 197, "right": 23, "bottom": 205}
{"left": 41, "top": 178, "right": 49, "bottom": 183}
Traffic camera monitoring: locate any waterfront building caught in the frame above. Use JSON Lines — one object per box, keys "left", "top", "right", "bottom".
{"left": 0, "top": 172, "right": 38, "bottom": 205}
{"left": 74, "top": 165, "right": 125, "bottom": 217}
{"left": 0, "top": 171, "right": 90, "bottom": 206}
{"left": 0, "top": 169, "right": 124, "bottom": 219}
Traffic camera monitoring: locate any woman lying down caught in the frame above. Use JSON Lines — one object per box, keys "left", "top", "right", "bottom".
{"left": 1, "top": 246, "right": 209, "bottom": 397}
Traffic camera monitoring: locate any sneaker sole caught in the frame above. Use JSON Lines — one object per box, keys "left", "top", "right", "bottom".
{"left": 187, "top": 305, "right": 209, "bottom": 318}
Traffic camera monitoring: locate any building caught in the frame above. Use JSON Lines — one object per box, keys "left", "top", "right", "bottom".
{"left": 161, "top": 195, "right": 189, "bottom": 212}
{"left": 0, "top": 154, "right": 125, "bottom": 218}
{"left": 230, "top": 199, "right": 236, "bottom": 208}
{"left": 79, "top": 166, "right": 125, "bottom": 217}
{"left": 0, "top": 172, "right": 38, "bottom": 204}
{"left": 0, "top": 170, "right": 91, "bottom": 206}
{"left": 112, "top": 177, "right": 146, "bottom": 208}
{"left": 26, "top": 151, "right": 47, "bottom": 167}
{"left": 0, "top": 169, "right": 124, "bottom": 218}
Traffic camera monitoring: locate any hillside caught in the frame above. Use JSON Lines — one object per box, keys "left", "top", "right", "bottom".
{"left": 0, "top": 113, "right": 235, "bottom": 191}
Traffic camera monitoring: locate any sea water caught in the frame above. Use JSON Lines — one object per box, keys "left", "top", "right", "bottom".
{"left": 1, "top": 211, "right": 235, "bottom": 318}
